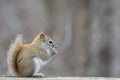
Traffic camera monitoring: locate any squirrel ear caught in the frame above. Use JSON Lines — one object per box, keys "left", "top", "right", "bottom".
{"left": 39, "top": 32, "right": 46, "bottom": 41}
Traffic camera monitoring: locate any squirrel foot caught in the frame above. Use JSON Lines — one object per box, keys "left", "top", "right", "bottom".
{"left": 34, "top": 73, "right": 45, "bottom": 78}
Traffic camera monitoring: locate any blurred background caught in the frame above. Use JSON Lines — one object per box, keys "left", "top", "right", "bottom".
{"left": 0, "top": 0, "right": 120, "bottom": 77}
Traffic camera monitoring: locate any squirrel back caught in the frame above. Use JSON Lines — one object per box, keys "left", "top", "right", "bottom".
{"left": 7, "top": 35, "right": 23, "bottom": 75}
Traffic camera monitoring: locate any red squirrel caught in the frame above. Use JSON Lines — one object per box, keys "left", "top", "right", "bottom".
{"left": 7, "top": 32, "right": 57, "bottom": 77}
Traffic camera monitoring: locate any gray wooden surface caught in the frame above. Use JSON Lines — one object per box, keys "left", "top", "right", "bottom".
{"left": 0, "top": 77, "right": 120, "bottom": 80}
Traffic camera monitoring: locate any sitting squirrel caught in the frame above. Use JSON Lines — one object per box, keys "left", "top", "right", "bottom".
{"left": 7, "top": 32, "right": 57, "bottom": 77}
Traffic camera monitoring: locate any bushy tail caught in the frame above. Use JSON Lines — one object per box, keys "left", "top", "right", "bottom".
{"left": 7, "top": 35, "right": 23, "bottom": 75}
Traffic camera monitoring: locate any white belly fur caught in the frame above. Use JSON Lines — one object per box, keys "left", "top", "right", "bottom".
{"left": 33, "top": 57, "right": 46, "bottom": 75}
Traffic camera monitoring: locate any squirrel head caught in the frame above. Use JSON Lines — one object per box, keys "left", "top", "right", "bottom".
{"left": 32, "top": 32, "right": 58, "bottom": 56}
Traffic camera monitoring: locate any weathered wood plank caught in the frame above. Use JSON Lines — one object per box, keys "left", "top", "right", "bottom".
{"left": 0, "top": 77, "right": 120, "bottom": 80}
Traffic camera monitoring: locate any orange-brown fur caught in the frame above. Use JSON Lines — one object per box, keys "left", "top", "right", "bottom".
{"left": 7, "top": 32, "right": 57, "bottom": 76}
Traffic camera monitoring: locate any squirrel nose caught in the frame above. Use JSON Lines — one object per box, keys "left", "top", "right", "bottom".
{"left": 54, "top": 45, "right": 57, "bottom": 48}
{"left": 52, "top": 45, "right": 57, "bottom": 48}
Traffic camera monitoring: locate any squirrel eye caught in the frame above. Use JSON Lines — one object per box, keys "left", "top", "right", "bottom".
{"left": 49, "top": 40, "right": 53, "bottom": 44}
